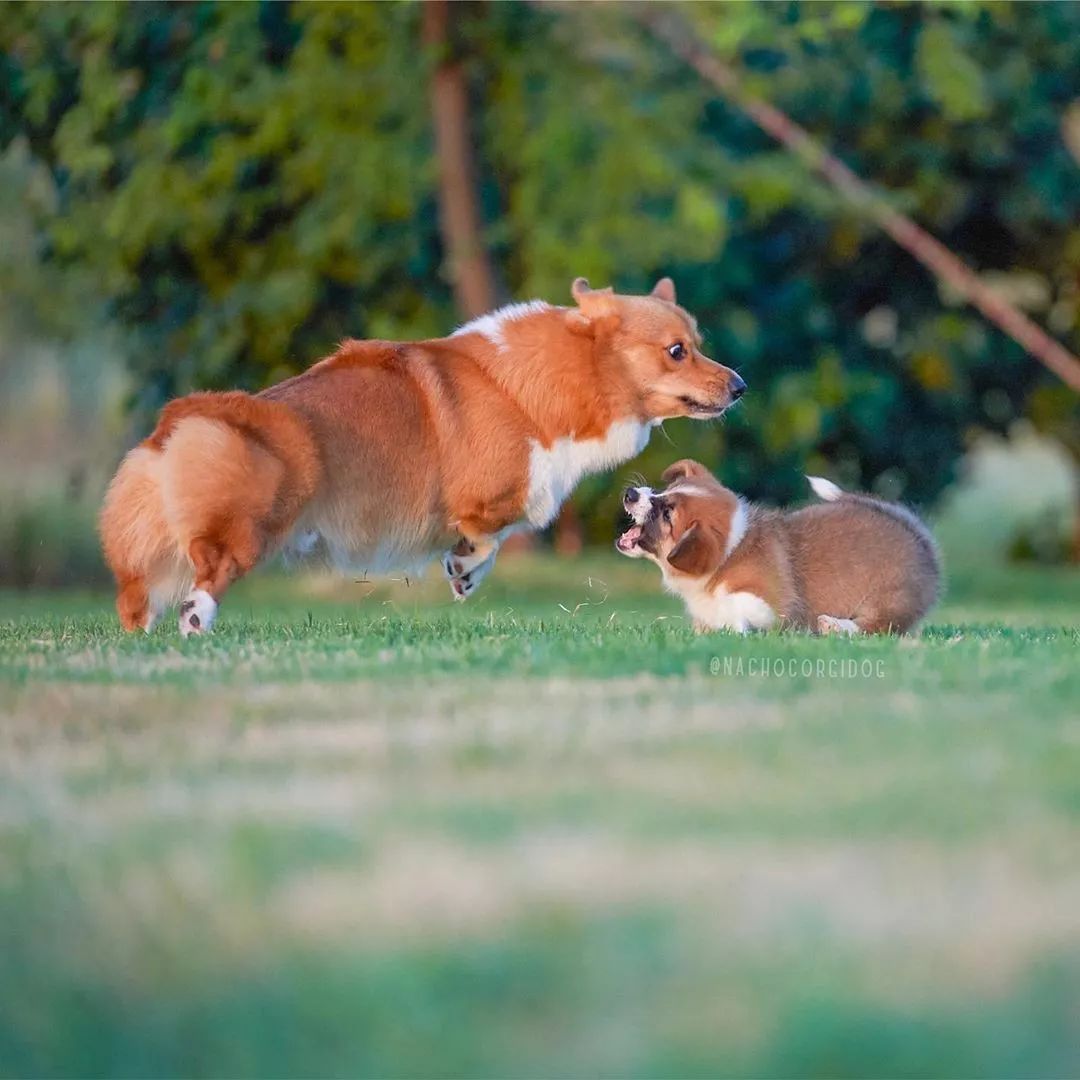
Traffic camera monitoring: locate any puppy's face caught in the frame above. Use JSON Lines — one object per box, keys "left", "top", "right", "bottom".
{"left": 616, "top": 460, "right": 737, "bottom": 578}
{"left": 571, "top": 278, "right": 745, "bottom": 421}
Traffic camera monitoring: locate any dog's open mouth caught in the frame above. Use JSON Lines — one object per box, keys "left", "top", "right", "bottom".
{"left": 616, "top": 524, "right": 642, "bottom": 553}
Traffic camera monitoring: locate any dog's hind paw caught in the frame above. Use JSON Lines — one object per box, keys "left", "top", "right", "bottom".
{"left": 179, "top": 589, "right": 218, "bottom": 637}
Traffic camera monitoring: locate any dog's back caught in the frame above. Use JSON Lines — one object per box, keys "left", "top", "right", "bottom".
{"left": 786, "top": 481, "right": 941, "bottom": 634}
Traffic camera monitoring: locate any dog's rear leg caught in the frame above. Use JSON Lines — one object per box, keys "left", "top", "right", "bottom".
{"left": 116, "top": 577, "right": 151, "bottom": 633}
{"left": 178, "top": 530, "right": 260, "bottom": 637}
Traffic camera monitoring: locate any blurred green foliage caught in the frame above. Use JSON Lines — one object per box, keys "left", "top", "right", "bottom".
{"left": 1, "top": 0, "right": 1078, "bottom": 544}
{"left": 0, "top": 141, "right": 131, "bottom": 587}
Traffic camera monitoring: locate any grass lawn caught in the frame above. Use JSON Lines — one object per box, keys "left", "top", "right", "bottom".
{"left": 2, "top": 553, "right": 1079, "bottom": 1077}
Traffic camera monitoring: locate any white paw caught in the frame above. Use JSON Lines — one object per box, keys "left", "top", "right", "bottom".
{"left": 179, "top": 589, "right": 217, "bottom": 637}
{"left": 442, "top": 547, "right": 496, "bottom": 601}
{"left": 817, "top": 614, "right": 860, "bottom": 636}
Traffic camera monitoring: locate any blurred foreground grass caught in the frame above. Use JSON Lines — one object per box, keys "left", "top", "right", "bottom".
{"left": 2, "top": 554, "right": 1079, "bottom": 1077}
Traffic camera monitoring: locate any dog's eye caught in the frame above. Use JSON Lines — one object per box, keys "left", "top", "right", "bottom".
{"left": 662, "top": 506, "right": 672, "bottom": 523}
{"left": 667, "top": 342, "right": 685, "bottom": 361}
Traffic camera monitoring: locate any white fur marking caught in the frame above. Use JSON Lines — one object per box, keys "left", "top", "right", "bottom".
{"left": 179, "top": 588, "right": 217, "bottom": 637}
{"left": 696, "top": 587, "right": 776, "bottom": 634}
{"left": 808, "top": 475, "right": 843, "bottom": 502}
{"left": 724, "top": 499, "right": 749, "bottom": 560}
{"left": 450, "top": 300, "right": 552, "bottom": 350}
{"left": 626, "top": 487, "right": 654, "bottom": 525}
{"left": 664, "top": 483, "right": 712, "bottom": 499}
{"left": 526, "top": 418, "right": 652, "bottom": 528}
{"left": 662, "top": 571, "right": 776, "bottom": 634}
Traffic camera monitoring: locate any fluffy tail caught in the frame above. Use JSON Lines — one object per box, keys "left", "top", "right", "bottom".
{"left": 100, "top": 444, "right": 185, "bottom": 630}
{"left": 805, "top": 473, "right": 942, "bottom": 609}
{"left": 99, "top": 391, "right": 319, "bottom": 631}
{"left": 807, "top": 475, "right": 844, "bottom": 502}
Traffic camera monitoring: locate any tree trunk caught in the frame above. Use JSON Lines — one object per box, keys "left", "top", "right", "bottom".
{"left": 553, "top": 500, "right": 584, "bottom": 557}
{"left": 422, "top": 0, "right": 498, "bottom": 320}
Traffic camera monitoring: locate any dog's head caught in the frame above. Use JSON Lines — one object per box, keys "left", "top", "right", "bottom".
{"left": 616, "top": 459, "right": 741, "bottom": 578}
{"left": 569, "top": 278, "right": 745, "bottom": 421}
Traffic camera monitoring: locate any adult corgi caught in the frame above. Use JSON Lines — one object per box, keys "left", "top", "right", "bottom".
{"left": 101, "top": 278, "right": 745, "bottom": 634}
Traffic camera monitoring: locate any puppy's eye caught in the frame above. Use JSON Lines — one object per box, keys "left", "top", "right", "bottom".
{"left": 667, "top": 342, "right": 686, "bottom": 361}
{"left": 662, "top": 506, "right": 672, "bottom": 523}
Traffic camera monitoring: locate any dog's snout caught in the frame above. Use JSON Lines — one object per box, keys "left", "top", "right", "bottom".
{"left": 729, "top": 374, "right": 746, "bottom": 400}
{"left": 624, "top": 485, "right": 653, "bottom": 523}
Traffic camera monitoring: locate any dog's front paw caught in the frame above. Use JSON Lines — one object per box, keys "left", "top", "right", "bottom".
{"left": 442, "top": 555, "right": 481, "bottom": 601}
{"left": 442, "top": 540, "right": 497, "bottom": 601}
{"left": 817, "top": 614, "right": 860, "bottom": 636}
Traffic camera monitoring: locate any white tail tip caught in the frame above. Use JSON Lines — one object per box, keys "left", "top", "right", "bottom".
{"left": 807, "top": 475, "right": 843, "bottom": 501}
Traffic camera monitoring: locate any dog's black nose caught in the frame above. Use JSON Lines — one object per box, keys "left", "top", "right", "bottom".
{"left": 625, "top": 487, "right": 639, "bottom": 504}
{"left": 730, "top": 374, "right": 746, "bottom": 400}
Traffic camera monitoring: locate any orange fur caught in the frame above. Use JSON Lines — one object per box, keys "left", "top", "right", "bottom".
{"left": 100, "top": 393, "right": 321, "bottom": 631}
{"left": 100, "top": 279, "right": 744, "bottom": 632}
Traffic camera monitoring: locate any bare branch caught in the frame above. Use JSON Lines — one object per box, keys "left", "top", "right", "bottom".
{"left": 625, "top": 5, "right": 1080, "bottom": 392}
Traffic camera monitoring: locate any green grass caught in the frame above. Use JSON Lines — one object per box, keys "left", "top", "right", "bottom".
{"left": 2, "top": 554, "right": 1079, "bottom": 1077}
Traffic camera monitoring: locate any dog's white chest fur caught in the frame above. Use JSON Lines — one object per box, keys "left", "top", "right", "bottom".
{"left": 524, "top": 418, "right": 652, "bottom": 528}
{"left": 668, "top": 574, "right": 776, "bottom": 634}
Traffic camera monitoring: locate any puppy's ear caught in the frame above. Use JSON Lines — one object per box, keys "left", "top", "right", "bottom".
{"left": 661, "top": 459, "right": 712, "bottom": 487}
{"left": 666, "top": 521, "right": 719, "bottom": 576}
{"left": 571, "top": 276, "right": 619, "bottom": 321}
{"left": 651, "top": 276, "right": 676, "bottom": 303}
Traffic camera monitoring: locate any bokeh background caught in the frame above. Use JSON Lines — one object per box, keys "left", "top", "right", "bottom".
{"left": 3, "top": 6, "right": 1080, "bottom": 1077}
{"left": 1, "top": 0, "right": 1078, "bottom": 582}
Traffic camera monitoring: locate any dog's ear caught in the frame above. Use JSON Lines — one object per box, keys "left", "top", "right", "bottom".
{"left": 651, "top": 276, "right": 676, "bottom": 303}
{"left": 661, "top": 459, "right": 712, "bottom": 487}
{"left": 570, "top": 277, "right": 619, "bottom": 323}
{"left": 666, "top": 520, "right": 719, "bottom": 576}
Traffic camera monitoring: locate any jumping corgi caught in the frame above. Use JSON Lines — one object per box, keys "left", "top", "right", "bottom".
{"left": 616, "top": 460, "right": 940, "bottom": 634}
{"left": 100, "top": 279, "right": 745, "bottom": 634}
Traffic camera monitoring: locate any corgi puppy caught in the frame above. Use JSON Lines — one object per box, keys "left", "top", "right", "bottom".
{"left": 616, "top": 459, "right": 941, "bottom": 634}
{"left": 100, "top": 279, "right": 745, "bottom": 635}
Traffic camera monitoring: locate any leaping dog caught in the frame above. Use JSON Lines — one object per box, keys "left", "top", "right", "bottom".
{"left": 100, "top": 278, "right": 745, "bottom": 635}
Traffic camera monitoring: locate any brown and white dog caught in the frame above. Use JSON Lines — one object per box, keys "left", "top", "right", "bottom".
{"left": 100, "top": 279, "right": 745, "bottom": 634}
{"left": 616, "top": 460, "right": 940, "bottom": 634}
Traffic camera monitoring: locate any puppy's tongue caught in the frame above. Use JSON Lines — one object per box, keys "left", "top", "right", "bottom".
{"left": 616, "top": 525, "right": 642, "bottom": 552}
